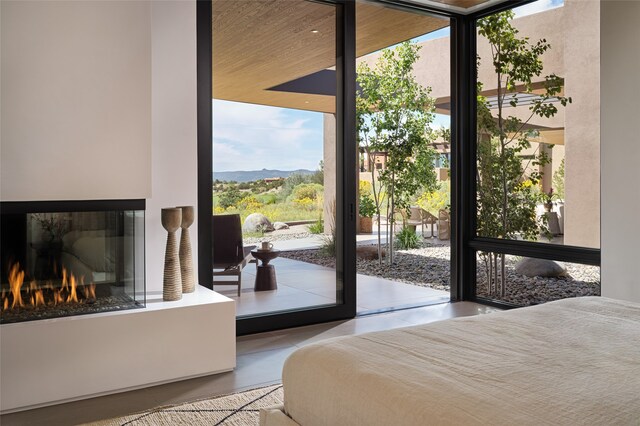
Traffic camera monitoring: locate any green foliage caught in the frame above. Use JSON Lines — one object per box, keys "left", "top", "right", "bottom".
{"left": 319, "top": 229, "right": 336, "bottom": 257}
{"left": 359, "top": 194, "right": 376, "bottom": 218}
{"left": 279, "top": 173, "right": 314, "bottom": 201}
{"left": 290, "top": 183, "right": 323, "bottom": 202}
{"left": 356, "top": 41, "right": 439, "bottom": 213}
{"left": 476, "top": 11, "right": 571, "bottom": 242}
{"left": 552, "top": 158, "right": 565, "bottom": 199}
{"left": 395, "top": 226, "right": 421, "bottom": 250}
{"left": 218, "top": 187, "right": 243, "bottom": 209}
{"left": 476, "top": 11, "right": 571, "bottom": 296}
{"left": 416, "top": 181, "right": 450, "bottom": 217}
{"left": 307, "top": 217, "right": 324, "bottom": 234}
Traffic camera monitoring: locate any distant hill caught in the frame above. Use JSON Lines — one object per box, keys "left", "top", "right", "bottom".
{"left": 213, "top": 169, "right": 315, "bottom": 183}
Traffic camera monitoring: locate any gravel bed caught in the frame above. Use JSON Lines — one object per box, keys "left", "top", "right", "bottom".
{"left": 279, "top": 242, "right": 601, "bottom": 304}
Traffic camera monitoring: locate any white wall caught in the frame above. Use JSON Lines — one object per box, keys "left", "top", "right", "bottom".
{"left": 146, "top": 1, "right": 198, "bottom": 292}
{"left": 0, "top": 1, "right": 151, "bottom": 201}
{"left": 601, "top": 0, "right": 640, "bottom": 302}
{"left": 0, "top": 0, "right": 199, "bottom": 292}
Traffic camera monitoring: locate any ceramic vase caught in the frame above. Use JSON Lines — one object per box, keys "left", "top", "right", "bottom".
{"left": 177, "top": 205, "right": 195, "bottom": 293}
{"left": 162, "top": 208, "right": 182, "bottom": 301}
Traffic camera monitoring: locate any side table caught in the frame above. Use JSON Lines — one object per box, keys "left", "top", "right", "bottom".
{"left": 250, "top": 249, "right": 280, "bottom": 291}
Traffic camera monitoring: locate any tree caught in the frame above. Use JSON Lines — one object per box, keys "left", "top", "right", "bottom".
{"left": 357, "top": 41, "right": 438, "bottom": 263}
{"left": 476, "top": 11, "right": 571, "bottom": 296}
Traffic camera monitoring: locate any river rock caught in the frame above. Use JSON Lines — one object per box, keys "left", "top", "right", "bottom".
{"left": 243, "top": 213, "right": 274, "bottom": 233}
{"left": 273, "top": 222, "right": 289, "bottom": 230}
{"left": 515, "top": 257, "right": 567, "bottom": 277}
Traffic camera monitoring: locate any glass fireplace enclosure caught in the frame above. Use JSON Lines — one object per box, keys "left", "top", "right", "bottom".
{"left": 0, "top": 200, "right": 145, "bottom": 324}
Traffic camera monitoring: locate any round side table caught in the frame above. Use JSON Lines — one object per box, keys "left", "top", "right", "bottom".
{"left": 250, "top": 249, "right": 280, "bottom": 291}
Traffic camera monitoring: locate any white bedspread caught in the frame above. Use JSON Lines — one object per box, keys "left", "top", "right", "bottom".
{"left": 282, "top": 297, "right": 640, "bottom": 425}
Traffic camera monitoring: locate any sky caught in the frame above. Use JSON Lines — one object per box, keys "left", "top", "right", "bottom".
{"left": 213, "top": 0, "right": 563, "bottom": 172}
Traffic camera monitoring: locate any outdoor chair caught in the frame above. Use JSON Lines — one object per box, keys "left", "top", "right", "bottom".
{"left": 400, "top": 207, "right": 435, "bottom": 238}
{"left": 437, "top": 209, "right": 450, "bottom": 240}
{"left": 212, "top": 214, "right": 256, "bottom": 296}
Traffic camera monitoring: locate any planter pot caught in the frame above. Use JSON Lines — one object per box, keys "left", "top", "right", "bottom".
{"left": 359, "top": 216, "right": 373, "bottom": 233}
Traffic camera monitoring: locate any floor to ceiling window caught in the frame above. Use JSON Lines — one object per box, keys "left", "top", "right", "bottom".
{"left": 471, "top": 0, "right": 600, "bottom": 306}
{"left": 353, "top": 2, "right": 452, "bottom": 313}
{"left": 199, "top": 0, "right": 357, "bottom": 333}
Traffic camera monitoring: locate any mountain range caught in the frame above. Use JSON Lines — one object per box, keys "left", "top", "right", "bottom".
{"left": 213, "top": 169, "right": 314, "bottom": 183}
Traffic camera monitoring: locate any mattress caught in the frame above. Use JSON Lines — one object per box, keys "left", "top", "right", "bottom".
{"left": 280, "top": 297, "right": 640, "bottom": 425}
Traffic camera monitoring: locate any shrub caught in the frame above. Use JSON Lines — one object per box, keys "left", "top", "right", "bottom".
{"left": 359, "top": 195, "right": 376, "bottom": 217}
{"left": 416, "top": 181, "right": 450, "bottom": 217}
{"left": 319, "top": 229, "right": 336, "bottom": 257}
{"left": 218, "top": 188, "right": 243, "bottom": 209}
{"left": 290, "top": 183, "right": 323, "bottom": 202}
{"left": 307, "top": 217, "right": 324, "bottom": 234}
{"left": 237, "top": 195, "right": 263, "bottom": 211}
{"left": 395, "top": 226, "right": 421, "bottom": 250}
{"left": 293, "top": 197, "right": 316, "bottom": 210}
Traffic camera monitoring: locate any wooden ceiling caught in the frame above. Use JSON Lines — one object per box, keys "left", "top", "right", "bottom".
{"left": 212, "top": 0, "right": 449, "bottom": 113}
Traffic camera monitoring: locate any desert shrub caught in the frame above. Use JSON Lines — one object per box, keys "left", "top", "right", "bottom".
{"left": 319, "top": 229, "right": 336, "bottom": 257}
{"left": 395, "top": 226, "right": 421, "bottom": 250}
{"left": 237, "top": 195, "right": 263, "bottom": 211}
{"left": 218, "top": 187, "right": 243, "bottom": 209}
{"left": 290, "top": 183, "right": 323, "bottom": 202}
{"left": 307, "top": 217, "right": 324, "bottom": 234}
{"left": 293, "top": 197, "right": 316, "bottom": 210}
{"left": 416, "top": 181, "right": 450, "bottom": 217}
{"left": 359, "top": 180, "right": 372, "bottom": 196}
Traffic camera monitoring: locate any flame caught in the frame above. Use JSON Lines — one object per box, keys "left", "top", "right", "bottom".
{"left": 8, "top": 263, "right": 25, "bottom": 308}
{"left": 83, "top": 282, "right": 96, "bottom": 300}
{"left": 2, "top": 263, "right": 96, "bottom": 313}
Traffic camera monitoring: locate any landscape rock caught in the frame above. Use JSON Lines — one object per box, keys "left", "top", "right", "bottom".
{"left": 242, "top": 213, "right": 274, "bottom": 233}
{"left": 273, "top": 222, "right": 289, "bottom": 230}
{"left": 514, "top": 257, "right": 567, "bottom": 277}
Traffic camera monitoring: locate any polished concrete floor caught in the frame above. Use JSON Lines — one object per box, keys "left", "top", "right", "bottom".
{"left": 1, "top": 302, "right": 497, "bottom": 426}
{"left": 215, "top": 257, "right": 449, "bottom": 317}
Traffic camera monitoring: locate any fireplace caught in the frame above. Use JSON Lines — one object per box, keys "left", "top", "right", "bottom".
{"left": 0, "top": 200, "right": 145, "bottom": 324}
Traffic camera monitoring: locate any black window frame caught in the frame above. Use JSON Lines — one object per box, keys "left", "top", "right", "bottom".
{"left": 196, "top": 0, "right": 602, "bottom": 334}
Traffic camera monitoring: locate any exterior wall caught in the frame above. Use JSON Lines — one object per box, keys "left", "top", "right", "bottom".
{"left": 601, "top": 0, "right": 640, "bottom": 303}
{"left": 0, "top": 1, "right": 152, "bottom": 201}
{"left": 562, "top": 0, "right": 600, "bottom": 248}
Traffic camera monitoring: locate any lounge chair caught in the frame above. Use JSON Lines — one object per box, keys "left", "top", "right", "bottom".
{"left": 212, "top": 214, "right": 256, "bottom": 296}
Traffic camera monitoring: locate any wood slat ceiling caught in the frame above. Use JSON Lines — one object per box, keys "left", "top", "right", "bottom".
{"left": 212, "top": 0, "right": 449, "bottom": 113}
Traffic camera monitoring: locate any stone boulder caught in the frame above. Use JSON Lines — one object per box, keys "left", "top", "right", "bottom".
{"left": 356, "top": 245, "right": 386, "bottom": 260}
{"left": 273, "top": 222, "right": 289, "bottom": 230}
{"left": 242, "top": 213, "right": 274, "bottom": 233}
{"left": 515, "top": 257, "right": 567, "bottom": 278}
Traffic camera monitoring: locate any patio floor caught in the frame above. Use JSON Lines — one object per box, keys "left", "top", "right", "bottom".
{"left": 215, "top": 256, "right": 449, "bottom": 317}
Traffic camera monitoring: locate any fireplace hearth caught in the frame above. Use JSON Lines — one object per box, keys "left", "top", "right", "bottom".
{"left": 1, "top": 200, "right": 145, "bottom": 324}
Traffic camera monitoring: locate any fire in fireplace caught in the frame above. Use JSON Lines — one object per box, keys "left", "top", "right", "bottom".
{"left": 1, "top": 200, "right": 145, "bottom": 324}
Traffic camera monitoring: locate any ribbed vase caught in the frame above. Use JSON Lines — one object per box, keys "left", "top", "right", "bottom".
{"left": 178, "top": 205, "right": 195, "bottom": 293}
{"left": 162, "top": 208, "right": 182, "bottom": 301}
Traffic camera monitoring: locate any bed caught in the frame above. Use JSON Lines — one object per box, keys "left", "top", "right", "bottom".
{"left": 260, "top": 297, "right": 640, "bottom": 425}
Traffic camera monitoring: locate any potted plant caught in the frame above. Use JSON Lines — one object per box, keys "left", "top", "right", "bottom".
{"left": 541, "top": 188, "right": 557, "bottom": 212}
{"left": 359, "top": 195, "right": 376, "bottom": 233}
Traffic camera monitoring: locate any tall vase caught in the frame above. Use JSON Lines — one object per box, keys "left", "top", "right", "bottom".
{"left": 177, "top": 205, "right": 195, "bottom": 293}
{"left": 162, "top": 208, "right": 182, "bottom": 301}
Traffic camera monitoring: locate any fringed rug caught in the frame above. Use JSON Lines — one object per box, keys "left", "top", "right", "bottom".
{"left": 85, "top": 384, "right": 284, "bottom": 426}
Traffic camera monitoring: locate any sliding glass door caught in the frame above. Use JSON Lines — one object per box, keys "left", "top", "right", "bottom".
{"left": 198, "top": 0, "right": 356, "bottom": 334}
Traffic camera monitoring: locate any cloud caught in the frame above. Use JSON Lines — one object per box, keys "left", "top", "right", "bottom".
{"left": 213, "top": 100, "right": 323, "bottom": 172}
{"left": 513, "top": 0, "right": 563, "bottom": 18}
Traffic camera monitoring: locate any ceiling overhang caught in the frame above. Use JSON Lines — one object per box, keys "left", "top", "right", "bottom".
{"left": 213, "top": 0, "right": 449, "bottom": 113}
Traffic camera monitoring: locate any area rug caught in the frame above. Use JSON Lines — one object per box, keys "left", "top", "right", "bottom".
{"left": 86, "top": 384, "right": 283, "bottom": 426}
